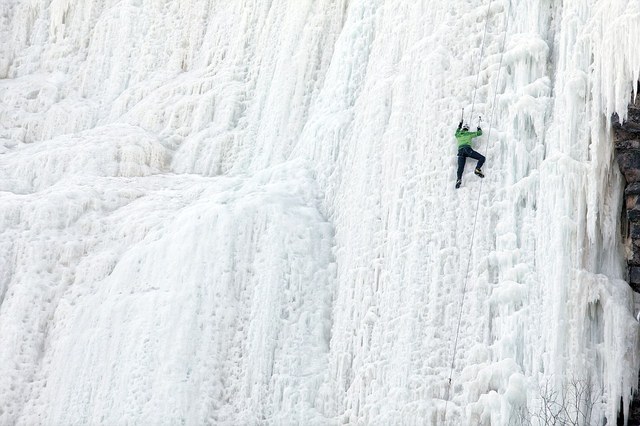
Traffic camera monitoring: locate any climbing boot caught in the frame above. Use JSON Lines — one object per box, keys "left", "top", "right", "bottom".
{"left": 474, "top": 168, "right": 484, "bottom": 178}
{"left": 455, "top": 179, "right": 462, "bottom": 189}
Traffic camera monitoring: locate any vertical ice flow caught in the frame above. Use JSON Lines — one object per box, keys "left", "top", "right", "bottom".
{"left": 1, "top": 0, "right": 640, "bottom": 424}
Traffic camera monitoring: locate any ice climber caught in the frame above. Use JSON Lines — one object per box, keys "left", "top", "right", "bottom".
{"left": 454, "top": 121, "right": 485, "bottom": 189}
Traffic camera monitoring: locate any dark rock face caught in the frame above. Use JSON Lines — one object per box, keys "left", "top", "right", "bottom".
{"left": 629, "top": 267, "right": 640, "bottom": 290}
{"left": 614, "top": 85, "right": 640, "bottom": 290}
{"left": 612, "top": 83, "right": 640, "bottom": 426}
{"left": 618, "top": 151, "right": 640, "bottom": 183}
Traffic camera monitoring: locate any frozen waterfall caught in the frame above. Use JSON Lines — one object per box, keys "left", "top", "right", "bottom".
{"left": 1, "top": 0, "right": 640, "bottom": 424}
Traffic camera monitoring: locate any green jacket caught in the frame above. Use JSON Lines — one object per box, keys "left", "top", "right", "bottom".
{"left": 455, "top": 128, "right": 482, "bottom": 148}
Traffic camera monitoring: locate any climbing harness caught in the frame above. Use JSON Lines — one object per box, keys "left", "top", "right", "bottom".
{"left": 443, "top": 0, "right": 512, "bottom": 422}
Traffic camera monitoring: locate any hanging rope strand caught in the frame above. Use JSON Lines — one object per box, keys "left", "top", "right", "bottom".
{"left": 443, "top": 0, "right": 512, "bottom": 422}
{"left": 486, "top": 0, "right": 511, "bottom": 144}
{"left": 468, "top": 0, "right": 493, "bottom": 124}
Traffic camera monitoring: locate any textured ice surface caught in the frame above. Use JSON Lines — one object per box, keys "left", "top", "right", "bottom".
{"left": 1, "top": 0, "right": 640, "bottom": 425}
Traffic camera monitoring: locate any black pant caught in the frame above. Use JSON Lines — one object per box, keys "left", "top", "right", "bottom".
{"left": 457, "top": 146, "right": 485, "bottom": 180}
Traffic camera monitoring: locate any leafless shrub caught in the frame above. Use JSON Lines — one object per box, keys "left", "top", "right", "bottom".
{"left": 510, "top": 375, "right": 604, "bottom": 426}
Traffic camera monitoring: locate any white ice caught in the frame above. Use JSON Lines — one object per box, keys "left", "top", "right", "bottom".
{"left": 1, "top": 0, "right": 640, "bottom": 425}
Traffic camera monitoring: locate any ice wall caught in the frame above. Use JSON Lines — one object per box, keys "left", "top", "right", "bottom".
{"left": 1, "top": 0, "right": 640, "bottom": 425}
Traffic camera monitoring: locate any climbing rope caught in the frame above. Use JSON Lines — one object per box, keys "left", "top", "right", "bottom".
{"left": 468, "top": 0, "right": 494, "bottom": 124}
{"left": 443, "top": 0, "right": 512, "bottom": 422}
